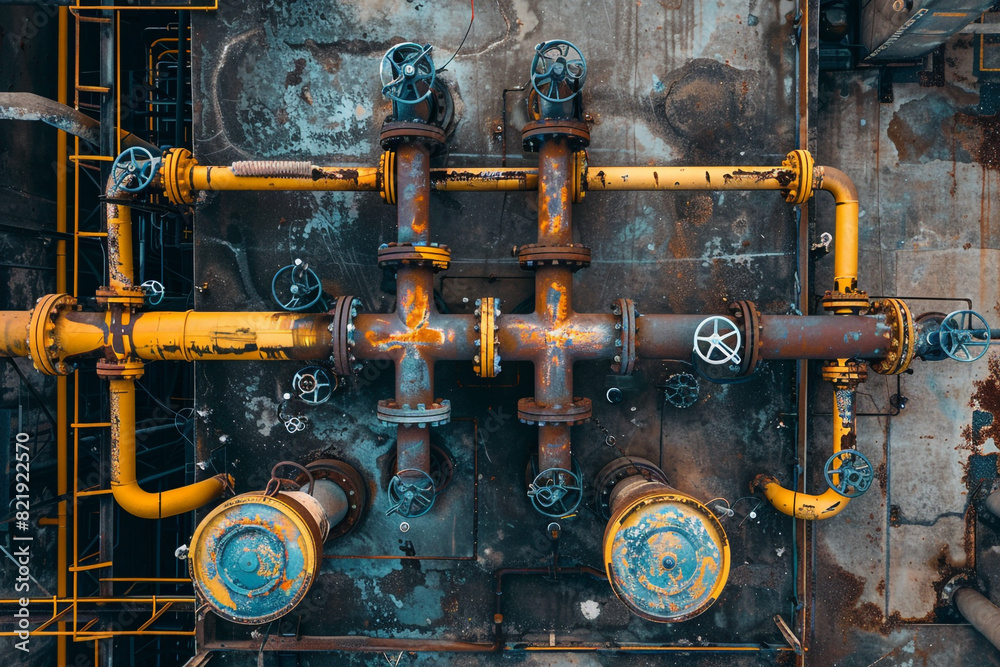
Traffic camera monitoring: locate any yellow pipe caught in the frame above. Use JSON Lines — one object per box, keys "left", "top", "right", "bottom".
{"left": 189, "top": 165, "right": 380, "bottom": 192}
{"left": 0, "top": 309, "right": 335, "bottom": 363}
{"left": 105, "top": 189, "right": 135, "bottom": 293}
{"left": 57, "top": 7, "right": 69, "bottom": 663}
{"left": 584, "top": 165, "right": 796, "bottom": 191}
{"left": 817, "top": 166, "right": 860, "bottom": 293}
{"left": 0, "top": 311, "right": 30, "bottom": 356}
{"left": 127, "top": 310, "right": 335, "bottom": 361}
{"left": 0, "top": 597, "right": 192, "bottom": 605}
{"left": 109, "top": 378, "right": 231, "bottom": 519}
{"left": 753, "top": 390, "right": 853, "bottom": 520}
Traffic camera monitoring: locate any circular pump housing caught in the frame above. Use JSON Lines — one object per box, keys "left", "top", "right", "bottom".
{"left": 189, "top": 490, "right": 330, "bottom": 624}
{"left": 602, "top": 464, "right": 730, "bottom": 622}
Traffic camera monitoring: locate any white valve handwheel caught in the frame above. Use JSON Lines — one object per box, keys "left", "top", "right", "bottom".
{"left": 693, "top": 315, "right": 742, "bottom": 366}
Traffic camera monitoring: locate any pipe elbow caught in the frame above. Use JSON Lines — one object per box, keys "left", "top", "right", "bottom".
{"left": 756, "top": 476, "right": 851, "bottom": 520}
{"left": 111, "top": 473, "right": 232, "bottom": 520}
{"left": 818, "top": 166, "right": 859, "bottom": 203}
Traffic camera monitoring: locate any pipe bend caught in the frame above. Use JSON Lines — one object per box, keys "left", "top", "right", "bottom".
{"left": 754, "top": 389, "right": 855, "bottom": 520}
{"left": 110, "top": 379, "right": 232, "bottom": 519}
{"left": 751, "top": 474, "right": 851, "bottom": 520}
{"left": 817, "top": 166, "right": 859, "bottom": 203}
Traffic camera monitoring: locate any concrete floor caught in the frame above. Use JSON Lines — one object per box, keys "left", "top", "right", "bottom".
{"left": 180, "top": 1, "right": 1000, "bottom": 665}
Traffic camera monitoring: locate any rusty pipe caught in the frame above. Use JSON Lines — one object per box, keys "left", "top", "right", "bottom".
{"left": 635, "top": 314, "right": 891, "bottom": 360}
{"left": 388, "top": 142, "right": 437, "bottom": 477}
{"left": 105, "top": 177, "right": 137, "bottom": 295}
{"left": 2, "top": 307, "right": 901, "bottom": 367}
{"left": 752, "top": 389, "right": 855, "bottom": 520}
{"left": 953, "top": 587, "right": 1000, "bottom": 651}
{"left": 531, "top": 139, "right": 578, "bottom": 473}
{"left": 0, "top": 93, "right": 156, "bottom": 152}
{"left": 353, "top": 313, "right": 477, "bottom": 361}
{"left": 109, "top": 378, "right": 231, "bottom": 519}
{"left": 430, "top": 168, "right": 539, "bottom": 191}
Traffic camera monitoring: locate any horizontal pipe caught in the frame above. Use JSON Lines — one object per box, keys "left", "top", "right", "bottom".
{"left": 430, "top": 168, "right": 539, "bottom": 191}
{"left": 176, "top": 162, "right": 836, "bottom": 195}
{"left": 202, "top": 636, "right": 496, "bottom": 653}
{"left": 189, "top": 166, "right": 379, "bottom": 192}
{"left": 499, "top": 313, "right": 616, "bottom": 363}
{"left": 109, "top": 378, "right": 231, "bottom": 519}
{"left": 0, "top": 309, "right": 898, "bottom": 366}
{"left": 352, "top": 313, "right": 477, "bottom": 361}
{"left": 128, "top": 311, "right": 335, "bottom": 361}
{"left": 636, "top": 314, "right": 889, "bottom": 360}
{"left": 585, "top": 165, "right": 796, "bottom": 192}
{"left": 0, "top": 311, "right": 30, "bottom": 357}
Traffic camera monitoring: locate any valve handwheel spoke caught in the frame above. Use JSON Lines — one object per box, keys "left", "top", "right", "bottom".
{"left": 938, "top": 309, "right": 992, "bottom": 362}
{"left": 112, "top": 146, "right": 161, "bottom": 193}
{"left": 823, "top": 449, "right": 874, "bottom": 499}
{"left": 530, "top": 39, "right": 587, "bottom": 104}
{"left": 693, "top": 315, "right": 743, "bottom": 366}
{"left": 380, "top": 42, "right": 436, "bottom": 105}
{"left": 292, "top": 366, "right": 336, "bottom": 405}
{"left": 386, "top": 469, "right": 437, "bottom": 518}
{"left": 527, "top": 466, "right": 583, "bottom": 518}
{"left": 271, "top": 259, "right": 324, "bottom": 312}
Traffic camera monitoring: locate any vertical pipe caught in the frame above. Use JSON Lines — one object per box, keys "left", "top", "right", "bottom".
{"left": 954, "top": 588, "right": 1000, "bottom": 650}
{"left": 56, "top": 7, "right": 68, "bottom": 664}
{"left": 174, "top": 11, "right": 187, "bottom": 149}
{"left": 396, "top": 143, "right": 431, "bottom": 245}
{"left": 537, "top": 140, "right": 573, "bottom": 246}
{"left": 795, "top": 1, "right": 814, "bottom": 655}
{"left": 392, "top": 142, "right": 434, "bottom": 474}
{"left": 534, "top": 138, "right": 575, "bottom": 473}
{"left": 105, "top": 197, "right": 135, "bottom": 293}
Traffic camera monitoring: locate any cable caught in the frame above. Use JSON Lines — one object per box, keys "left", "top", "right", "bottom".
{"left": 436, "top": 1, "right": 474, "bottom": 73}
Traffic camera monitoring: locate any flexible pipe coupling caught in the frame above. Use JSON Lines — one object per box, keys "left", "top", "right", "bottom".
{"left": 231, "top": 160, "right": 313, "bottom": 178}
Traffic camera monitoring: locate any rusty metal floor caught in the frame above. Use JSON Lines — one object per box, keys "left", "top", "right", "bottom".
{"left": 185, "top": 2, "right": 1000, "bottom": 665}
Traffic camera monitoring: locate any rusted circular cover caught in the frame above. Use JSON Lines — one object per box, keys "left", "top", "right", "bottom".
{"left": 189, "top": 492, "right": 323, "bottom": 624}
{"left": 521, "top": 119, "right": 591, "bottom": 152}
{"left": 603, "top": 491, "right": 730, "bottom": 622}
{"left": 517, "top": 243, "right": 591, "bottom": 269}
{"left": 329, "top": 296, "right": 362, "bottom": 376}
